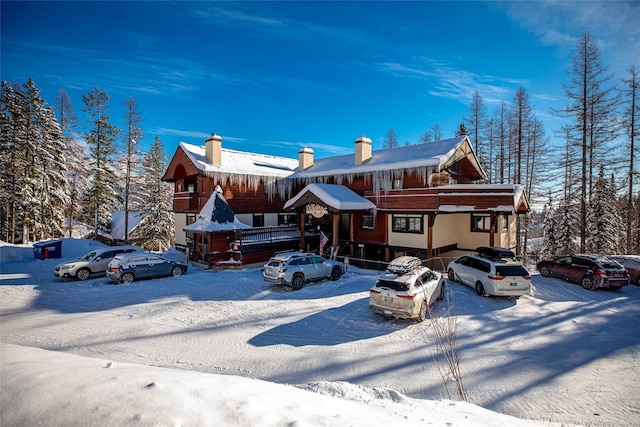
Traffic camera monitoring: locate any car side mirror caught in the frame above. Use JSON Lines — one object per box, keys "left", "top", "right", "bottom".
{"left": 95, "top": 257, "right": 102, "bottom": 261}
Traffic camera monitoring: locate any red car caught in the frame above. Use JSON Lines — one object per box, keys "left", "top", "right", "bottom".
{"left": 537, "top": 254, "right": 629, "bottom": 290}
{"left": 610, "top": 256, "right": 640, "bottom": 286}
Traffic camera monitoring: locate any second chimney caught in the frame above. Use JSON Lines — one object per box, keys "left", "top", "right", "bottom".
{"left": 298, "top": 147, "right": 314, "bottom": 171}
{"left": 355, "top": 135, "right": 372, "bottom": 166}
{"left": 205, "top": 133, "right": 222, "bottom": 166}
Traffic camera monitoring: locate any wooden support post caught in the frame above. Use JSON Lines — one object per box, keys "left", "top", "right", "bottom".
{"left": 332, "top": 213, "right": 339, "bottom": 248}
{"left": 427, "top": 214, "right": 436, "bottom": 259}
{"left": 489, "top": 212, "right": 496, "bottom": 247}
{"left": 299, "top": 212, "right": 305, "bottom": 251}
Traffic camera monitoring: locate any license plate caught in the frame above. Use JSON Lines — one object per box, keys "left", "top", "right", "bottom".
{"left": 510, "top": 283, "right": 517, "bottom": 287}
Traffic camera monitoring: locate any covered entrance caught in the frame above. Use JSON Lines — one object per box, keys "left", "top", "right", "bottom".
{"left": 284, "top": 183, "right": 376, "bottom": 256}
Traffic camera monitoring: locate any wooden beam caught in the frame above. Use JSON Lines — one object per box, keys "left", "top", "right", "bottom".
{"left": 299, "top": 212, "right": 305, "bottom": 251}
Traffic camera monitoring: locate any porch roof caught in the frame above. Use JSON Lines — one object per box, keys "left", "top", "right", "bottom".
{"left": 284, "top": 183, "right": 376, "bottom": 213}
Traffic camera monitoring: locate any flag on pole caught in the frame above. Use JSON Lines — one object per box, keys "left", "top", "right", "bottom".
{"left": 319, "top": 231, "right": 329, "bottom": 255}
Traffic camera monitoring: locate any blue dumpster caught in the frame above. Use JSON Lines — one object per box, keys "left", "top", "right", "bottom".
{"left": 33, "top": 240, "right": 63, "bottom": 260}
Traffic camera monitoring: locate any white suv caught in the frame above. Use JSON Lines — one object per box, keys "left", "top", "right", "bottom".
{"left": 369, "top": 256, "right": 445, "bottom": 321}
{"left": 446, "top": 247, "right": 531, "bottom": 297}
{"left": 54, "top": 245, "right": 141, "bottom": 281}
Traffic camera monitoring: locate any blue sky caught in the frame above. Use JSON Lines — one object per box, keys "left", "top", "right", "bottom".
{"left": 2, "top": 1, "right": 639, "bottom": 161}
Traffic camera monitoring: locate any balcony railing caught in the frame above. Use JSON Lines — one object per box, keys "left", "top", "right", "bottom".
{"left": 237, "top": 225, "right": 299, "bottom": 243}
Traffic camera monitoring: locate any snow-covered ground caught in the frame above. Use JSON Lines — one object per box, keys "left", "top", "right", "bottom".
{"left": 2, "top": 239, "right": 639, "bottom": 426}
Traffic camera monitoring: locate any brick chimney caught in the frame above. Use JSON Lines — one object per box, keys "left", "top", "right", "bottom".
{"left": 355, "top": 135, "right": 372, "bottom": 166}
{"left": 298, "top": 146, "right": 314, "bottom": 171}
{"left": 205, "top": 133, "right": 222, "bottom": 166}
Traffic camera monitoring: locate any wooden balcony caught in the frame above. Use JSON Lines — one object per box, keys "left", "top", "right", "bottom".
{"left": 173, "top": 191, "right": 200, "bottom": 212}
{"left": 364, "top": 185, "right": 525, "bottom": 213}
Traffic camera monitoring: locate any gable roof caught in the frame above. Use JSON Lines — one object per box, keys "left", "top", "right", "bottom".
{"left": 289, "top": 136, "right": 484, "bottom": 180}
{"left": 179, "top": 142, "right": 298, "bottom": 178}
{"left": 284, "top": 183, "right": 376, "bottom": 213}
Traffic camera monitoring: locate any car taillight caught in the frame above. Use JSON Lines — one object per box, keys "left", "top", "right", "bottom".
{"left": 594, "top": 269, "right": 607, "bottom": 276}
{"left": 370, "top": 288, "right": 381, "bottom": 294}
{"left": 522, "top": 275, "right": 531, "bottom": 280}
{"left": 279, "top": 268, "right": 287, "bottom": 273}
{"left": 398, "top": 294, "right": 417, "bottom": 299}
{"left": 488, "top": 274, "right": 505, "bottom": 280}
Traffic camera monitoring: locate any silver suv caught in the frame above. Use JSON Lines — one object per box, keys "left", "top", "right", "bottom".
{"left": 369, "top": 256, "right": 444, "bottom": 321}
{"left": 447, "top": 247, "right": 531, "bottom": 297}
{"left": 262, "top": 252, "right": 346, "bottom": 290}
{"left": 54, "top": 245, "right": 141, "bottom": 281}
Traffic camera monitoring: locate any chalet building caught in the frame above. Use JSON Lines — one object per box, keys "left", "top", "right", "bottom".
{"left": 162, "top": 133, "right": 529, "bottom": 267}
{"left": 284, "top": 135, "right": 529, "bottom": 263}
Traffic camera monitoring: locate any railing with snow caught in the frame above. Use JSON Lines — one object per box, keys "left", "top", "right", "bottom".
{"left": 237, "top": 225, "right": 299, "bottom": 243}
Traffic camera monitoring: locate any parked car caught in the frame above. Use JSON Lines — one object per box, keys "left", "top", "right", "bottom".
{"left": 54, "top": 245, "right": 141, "bottom": 280}
{"left": 610, "top": 256, "right": 640, "bottom": 286}
{"left": 106, "top": 253, "right": 188, "bottom": 284}
{"left": 537, "top": 254, "right": 629, "bottom": 290}
{"left": 369, "top": 256, "right": 444, "bottom": 322}
{"left": 262, "top": 251, "right": 346, "bottom": 290}
{"left": 447, "top": 247, "right": 531, "bottom": 297}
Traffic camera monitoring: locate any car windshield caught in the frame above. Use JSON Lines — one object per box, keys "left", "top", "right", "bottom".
{"left": 495, "top": 265, "right": 529, "bottom": 276}
{"left": 375, "top": 279, "right": 409, "bottom": 292}
{"left": 80, "top": 251, "right": 97, "bottom": 261}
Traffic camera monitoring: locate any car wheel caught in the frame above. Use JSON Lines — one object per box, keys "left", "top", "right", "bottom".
{"left": 330, "top": 267, "right": 342, "bottom": 281}
{"left": 447, "top": 268, "right": 456, "bottom": 281}
{"left": 120, "top": 272, "right": 135, "bottom": 284}
{"left": 418, "top": 301, "right": 428, "bottom": 322}
{"left": 581, "top": 276, "right": 595, "bottom": 290}
{"left": 540, "top": 265, "right": 551, "bottom": 277}
{"left": 636, "top": 276, "right": 640, "bottom": 286}
{"left": 171, "top": 266, "right": 184, "bottom": 277}
{"left": 475, "top": 281, "right": 485, "bottom": 296}
{"left": 76, "top": 268, "right": 91, "bottom": 281}
{"left": 291, "top": 274, "right": 305, "bottom": 290}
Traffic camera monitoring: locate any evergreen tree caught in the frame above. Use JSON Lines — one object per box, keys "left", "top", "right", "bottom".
{"left": 541, "top": 200, "right": 559, "bottom": 258}
{"left": 557, "top": 201, "right": 578, "bottom": 255}
{"left": 135, "top": 135, "right": 174, "bottom": 251}
{"left": 383, "top": 129, "right": 398, "bottom": 148}
{"left": 55, "top": 88, "right": 89, "bottom": 237}
{"left": 0, "top": 78, "right": 68, "bottom": 242}
{"left": 455, "top": 123, "right": 468, "bottom": 137}
{"left": 82, "top": 87, "right": 121, "bottom": 236}
{"left": 586, "top": 169, "right": 624, "bottom": 254}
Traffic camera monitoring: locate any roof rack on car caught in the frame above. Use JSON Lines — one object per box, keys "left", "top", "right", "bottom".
{"left": 386, "top": 257, "right": 423, "bottom": 275}
{"left": 475, "top": 246, "right": 516, "bottom": 259}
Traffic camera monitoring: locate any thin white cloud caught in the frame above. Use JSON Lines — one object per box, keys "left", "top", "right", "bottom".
{"left": 501, "top": 1, "right": 640, "bottom": 74}
{"left": 375, "top": 59, "right": 524, "bottom": 105}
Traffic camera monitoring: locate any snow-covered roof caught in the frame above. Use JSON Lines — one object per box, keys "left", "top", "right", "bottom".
{"left": 108, "top": 211, "right": 149, "bottom": 239}
{"left": 442, "top": 184, "right": 528, "bottom": 212}
{"left": 284, "top": 183, "right": 376, "bottom": 212}
{"left": 180, "top": 142, "right": 298, "bottom": 178}
{"left": 290, "top": 137, "right": 470, "bottom": 179}
{"left": 184, "top": 186, "right": 252, "bottom": 233}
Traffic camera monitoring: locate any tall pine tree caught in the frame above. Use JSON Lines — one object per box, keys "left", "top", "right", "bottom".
{"left": 135, "top": 135, "right": 174, "bottom": 251}
{"left": 82, "top": 87, "right": 121, "bottom": 236}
